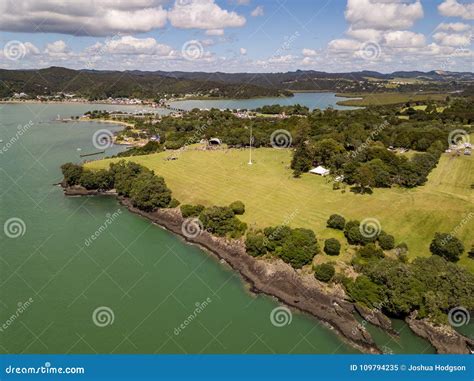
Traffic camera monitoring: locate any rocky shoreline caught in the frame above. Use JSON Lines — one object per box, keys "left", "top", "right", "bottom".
{"left": 62, "top": 185, "right": 472, "bottom": 354}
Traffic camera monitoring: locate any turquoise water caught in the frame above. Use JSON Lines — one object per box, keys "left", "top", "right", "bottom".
{"left": 170, "top": 92, "right": 359, "bottom": 111}
{"left": 0, "top": 103, "right": 435, "bottom": 354}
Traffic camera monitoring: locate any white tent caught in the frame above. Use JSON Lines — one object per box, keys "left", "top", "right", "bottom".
{"left": 309, "top": 166, "right": 330, "bottom": 176}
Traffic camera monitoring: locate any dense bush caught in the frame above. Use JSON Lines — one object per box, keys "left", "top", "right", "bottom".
{"left": 429, "top": 232, "right": 464, "bottom": 262}
{"left": 345, "top": 275, "right": 385, "bottom": 308}
{"left": 357, "top": 243, "right": 384, "bottom": 260}
{"left": 279, "top": 228, "right": 319, "bottom": 268}
{"left": 199, "top": 206, "right": 247, "bottom": 238}
{"left": 61, "top": 163, "right": 83, "bottom": 186}
{"left": 129, "top": 172, "right": 172, "bottom": 212}
{"left": 314, "top": 263, "right": 335, "bottom": 282}
{"left": 79, "top": 169, "right": 114, "bottom": 190}
{"left": 324, "top": 238, "right": 341, "bottom": 256}
{"left": 110, "top": 161, "right": 150, "bottom": 196}
{"left": 180, "top": 204, "right": 205, "bottom": 218}
{"left": 229, "top": 201, "right": 245, "bottom": 215}
{"left": 327, "top": 214, "right": 346, "bottom": 230}
{"left": 245, "top": 232, "right": 267, "bottom": 257}
{"left": 378, "top": 232, "right": 395, "bottom": 250}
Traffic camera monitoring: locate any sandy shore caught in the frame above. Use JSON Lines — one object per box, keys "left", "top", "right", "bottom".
{"left": 62, "top": 185, "right": 473, "bottom": 354}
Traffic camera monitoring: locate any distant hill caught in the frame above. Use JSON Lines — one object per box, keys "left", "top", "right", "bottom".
{"left": 0, "top": 67, "right": 472, "bottom": 99}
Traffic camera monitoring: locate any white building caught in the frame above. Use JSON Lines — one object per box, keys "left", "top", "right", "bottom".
{"left": 309, "top": 166, "right": 330, "bottom": 176}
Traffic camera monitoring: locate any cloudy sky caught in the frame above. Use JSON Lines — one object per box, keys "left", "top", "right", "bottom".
{"left": 0, "top": 0, "right": 472, "bottom": 73}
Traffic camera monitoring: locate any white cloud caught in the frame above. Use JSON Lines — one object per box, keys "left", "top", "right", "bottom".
{"left": 93, "top": 36, "right": 173, "bottom": 56}
{"left": 384, "top": 31, "right": 426, "bottom": 48}
{"left": 433, "top": 32, "right": 472, "bottom": 46}
{"left": 206, "top": 29, "right": 225, "bottom": 36}
{"left": 45, "top": 40, "right": 69, "bottom": 54}
{"left": 436, "top": 22, "right": 471, "bottom": 33}
{"left": 168, "top": 0, "right": 246, "bottom": 29}
{"left": 328, "top": 38, "right": 361, "bottom": 51}
{"left": 240, "top": 47, "right": 247, "bottom": 55}
{"left": 347, "top": 27, "right": 383, "bottom": 42}
{"left": 251, "top": 6, "right": 264, "bottom": 17}
{"left": 0, "top": 0, "right": 168, "bottom": 36}
{"left": 345, "top": 0, "right": 423, "bottom": 30}
{"left": 302, "top": 48, "right": 317, "bottom": 57}
{"left": 438, "top": 0, "right": 474, "bottom": 20}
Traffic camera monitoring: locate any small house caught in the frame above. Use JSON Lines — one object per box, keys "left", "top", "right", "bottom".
{"left": 309, "top": 166, "right": 330, "bottom": 176}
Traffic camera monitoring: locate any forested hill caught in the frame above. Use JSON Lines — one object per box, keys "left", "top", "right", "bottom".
{"left": 1, "top": 67, "right": 472, "bottom": 99}
{"left": 0, "top": 67, "right": 291, "bottom": 99}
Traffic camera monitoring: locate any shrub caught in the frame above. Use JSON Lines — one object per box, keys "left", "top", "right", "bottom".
{"left": 229, "top": 201, "right": 245, "bottom": 215}
{"left": 314, "top": 263, "right": 335, "bottom": 282}
{"left": 429, "top": 232, "right": 464, "bottom": 262}
{"left": 324, "top": 238, "right": 341, "bottom": 256}
{"left": 327, "top": 214, "right": 346, "bottom": 230}
{"left": 279, "top": 228, "right": 318, "bottom": 268}
{"left": 110, "top": 161, "right": 150, "bottom": 196}
{"left": 199, "top": 206, "right": 247, "bottom": 238}
{"left": 180, "top": 204, "right": 205, "bottom": 218}
{"left": 378, "top": 232, "right": 395, "bottom": 250}
{"left": 79, "top": 169, "right": 114, "bottom": 190}
{"left": 357, "top": 243, "right": 384, "bottom": 260}
{"left": 395, "top": 242, "right": 408, "bottom": 255}
{"left": 245, "top": 232, "right": 267, "bottom": 257}
{"left": 168, "top": 198, "right": 180, "bottom": 208}
{"left": 345, "top": 275, "right": 385, "bottom": 308}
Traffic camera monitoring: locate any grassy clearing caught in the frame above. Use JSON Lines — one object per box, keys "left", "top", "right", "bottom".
{"left": 87, "top": 143, "right": 473, "bottom": 272}
{"left": 336, "top": 92, "right": 448, "bottom": 107}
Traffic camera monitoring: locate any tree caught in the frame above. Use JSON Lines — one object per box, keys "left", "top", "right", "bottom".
{"left": 200, "top": 206, "right": 247, "bottom": 238}
{"left": 378, "top": 232, "right": 395, "bottom": 250}
{"left": 357, "top": 243, "right": 384, "bottom": 259}
{"left": 324, "top": 238, "right": 341, "bottom": 256}
{"left": 429, "top": 233, "right": 464, "bottom": 262}
{"left": 279, "top": 228, "right": 318, "bottom": 268}
{"left": 291, "top": 140, "right": 312, "bottom": 177}
{"left": 314, "top": 263, "right": 335, "bottom": 282}
{"left": 245, "top": 232, "right": 267, "bottom": 257}
{"left": 129, "top": 172, "right": 172, "bottom": 212}
{"left": 229, "top": 201, "right": 245, "bottom": 215}
{"left": 345, "top": 275, "right": 385, "bottom": 309}
{"left": 327, "top": 214, "right": 346, "bottom": 230}
{"left": 61, "top": 163, "right": 83, "bottom": 186}
{"left": 353, "top": 163, "right": 375, "bottom": 193}
{"left": 110, "top": 160, "right": 149, "bottom": 196}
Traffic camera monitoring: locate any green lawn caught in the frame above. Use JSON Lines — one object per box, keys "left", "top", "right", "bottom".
{"left": 336, "top": 92, "right": 448, "bottom": 107}
{"left": 87, "top": 144, "right": 474, "bottom": 271}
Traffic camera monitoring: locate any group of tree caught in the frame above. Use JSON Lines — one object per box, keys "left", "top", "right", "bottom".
{"left": 61, "top": 160, "right": 173, "bottom": 212}
{"left": 245, "top": 225, "right": 319, "bottom": 269}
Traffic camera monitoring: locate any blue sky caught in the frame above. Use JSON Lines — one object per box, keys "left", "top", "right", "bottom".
{"left": 0, "top": 0, "right": 472, "bottom": 72}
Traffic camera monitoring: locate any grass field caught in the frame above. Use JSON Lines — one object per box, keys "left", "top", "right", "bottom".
{"left": 336, "top": 92, "right": 448, "bottom": 107}
{"left": 87, "top": 143, "right": 474, "bottom": 272}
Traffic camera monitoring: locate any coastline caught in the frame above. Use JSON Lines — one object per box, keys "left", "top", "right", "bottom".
{"left": 61, "top": 185, "right": 473, "bottom": 354}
